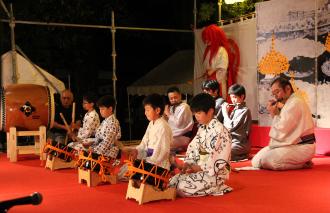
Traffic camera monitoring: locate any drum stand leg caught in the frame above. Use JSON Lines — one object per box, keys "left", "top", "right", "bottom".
{"left": 45, "top": 155, "right": 76, "bottom": 171}
{"left": 126, "top": 179, "right": 176, "bottom": 205}
{"left": 7, "top": 126, "right": 46, "bottom": 162}
{"left": 6, "top": 132, "right": 10, "bottom": 158}
{"left": 78, "top": 168, "right": 117, "bottom": 187}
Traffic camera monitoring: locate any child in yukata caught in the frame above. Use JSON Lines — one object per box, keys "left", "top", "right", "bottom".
{"left": 222, "top": 84, "right": 252, "bottom": 161}
{"left": 82, "top": 95, "right": 121, "bottom": 159}
{"left": 126, "top": 93, "right": 172, "bottom": 170}
{"left": 202, "top": 79, "right": 225, "bottom": 123}
{"left": 169, "top": 93, "right": 232, "bottom": 197}
{"left": 68, "top": 92, "right": 100, "bottom": 151}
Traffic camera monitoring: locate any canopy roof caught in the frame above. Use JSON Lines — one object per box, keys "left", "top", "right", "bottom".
{"left": 127, "top": 50, "right": 194, "bottom": 96}
{"left": 1, "top": 51, "right": 65, "bottom": 94}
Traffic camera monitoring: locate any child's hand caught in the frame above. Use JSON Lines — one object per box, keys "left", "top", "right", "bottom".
{"left": 82, "top": 141, "right": 92, "bottom": 148}
{"left": 180, "top": 163, "right": 191, "bottom": 174}
{"left": 186, "top": 165, "right": 202, "bottom": 173}
{"left": 70, "top": 133, "right": 77, "bottom": 141}
{"left": 70, "top": 122, "right": 80, "bottom": 131}
{"left": 222, "top": 102, "right": 230, "bottom": 113}
{"left": 129, "top": 149, "right": 138, "bottom": 160}
{"left": 180, "top": 163, "right": 202, "bottom": 174}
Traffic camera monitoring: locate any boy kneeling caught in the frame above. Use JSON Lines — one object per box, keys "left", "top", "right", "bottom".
{"left": 169, "top": 93, "right": 232, "bottom": 197}
{"left": 121, "top": 94, "right": 172, "bottom": 186}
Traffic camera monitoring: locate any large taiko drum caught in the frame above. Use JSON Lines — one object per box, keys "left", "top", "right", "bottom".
{"left": 0, "top": 84, "right": 54, "bottom": 132}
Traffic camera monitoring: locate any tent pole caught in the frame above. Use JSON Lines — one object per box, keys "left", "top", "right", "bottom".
{"left": 0, "top": 0, "right": 9, "bottom": 86}
{"left": 193, "top": 0, "right": 197, "bottom": 29}
{"left": 9, "top": 4, "right": 17, "bottom": 83}
{"left": 111, "top": 11, "right": 117, "bottom": 104}
{"left": 127, "top": 94, "right": 132, "bottom": 141}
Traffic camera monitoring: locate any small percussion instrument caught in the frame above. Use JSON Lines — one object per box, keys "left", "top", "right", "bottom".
{"left": 125, "top": 159, "right": 176, "bottom": 204}
{"left": 43, "top": 140, "right": 76, "bottom": 162}
{"left": 126, "top": 159, "right": 171, "bottom": 190}
{"left": 76, "top": 151, "right": 119, "bottom": 178}
{"left": 76, "top": 151, "right": 119, "bottom": 186}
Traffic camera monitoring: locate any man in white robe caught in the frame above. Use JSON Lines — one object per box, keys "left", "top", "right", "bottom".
{"left": 164, "top": 87, "right": 194, "bottom": 152}
{"left": 252, "top": 77, "right": 315, "bottom": 170}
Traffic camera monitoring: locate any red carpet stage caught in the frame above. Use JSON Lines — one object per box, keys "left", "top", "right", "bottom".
{"left": 1, "top": 153, "right": 330, "bottom": 213}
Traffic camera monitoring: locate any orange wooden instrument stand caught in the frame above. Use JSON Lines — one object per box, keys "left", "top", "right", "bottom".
{"left": 78, "top": 168, "right": 117, "bottom": 187}
{"left": 126, "top": 179, "right": 176, "bottom": 205}
{"left": 76, "top": 151, "right": 118, "bottom": 187}
{"left": 125, "top": 160, "right": 176, "bottom": 205}
{"left": 45, "top": 155, "right": 76, "bottom": 171}
{"left": 43, "top": 140, "right": 77, "bottom": 171}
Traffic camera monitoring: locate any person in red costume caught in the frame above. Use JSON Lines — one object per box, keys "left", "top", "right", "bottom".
{"left": 202, "top": 24, "right": 239, "bottom": 100}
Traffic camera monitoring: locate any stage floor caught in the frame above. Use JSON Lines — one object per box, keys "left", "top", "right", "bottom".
{"left": 1, "top": 153, "right": 330, "bottom": 213}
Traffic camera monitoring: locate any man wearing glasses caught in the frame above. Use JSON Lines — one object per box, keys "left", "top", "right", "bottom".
{"left": 251, "top": 77, "right": 315, "bottom": 170}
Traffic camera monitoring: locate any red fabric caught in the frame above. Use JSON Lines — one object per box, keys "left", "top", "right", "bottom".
{"left": 315, "top": 128, "right": 330, "bottom": 155}
{"left": 202, "top": 25, "right": 240, "bottom": 102}
{"left": 249, "top": 125, "right": 330, "bottom": 155}
{"left": 1, "top": 152, "right": 330, "bottom": 212}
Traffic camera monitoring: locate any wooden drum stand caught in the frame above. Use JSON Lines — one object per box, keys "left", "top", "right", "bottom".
{"left": 125, "top": 159, "right": 176, "bottom": 205}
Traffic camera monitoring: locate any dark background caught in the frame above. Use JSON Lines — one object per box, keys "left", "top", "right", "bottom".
{"left": 0, "top": 0, "right": 259, "bottom": 141}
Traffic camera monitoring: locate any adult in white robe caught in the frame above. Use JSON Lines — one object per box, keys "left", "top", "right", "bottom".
{"left": 252, "top": 77, "right": 315, "bottom": 170}
{"left": 165, "top": 87, "right": 194, "bottom": 151}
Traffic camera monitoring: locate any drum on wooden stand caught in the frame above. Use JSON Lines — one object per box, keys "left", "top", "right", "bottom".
{"left": 76, "top": 151, "right": 119, "bottom": 177}
{"left": 127, "top": 159, "right": 171, "bottom": 190}
{"left": 125, "top": 159, "right": 176, "bottom": 205}
{"left": 0, "top": 84, "right": 54, "bottom": 131}
{"left": 43, "top": 140, "right": 77, "bottom": 162}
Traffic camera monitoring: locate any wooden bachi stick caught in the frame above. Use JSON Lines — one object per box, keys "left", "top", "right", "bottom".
{"left": 71, "top": 102, "right": 76, "bottom": 125}
{"left": 60, "top": 112, "right": 71, "bottom": 133}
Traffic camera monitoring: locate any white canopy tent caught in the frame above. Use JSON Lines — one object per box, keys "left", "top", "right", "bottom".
{"left": 126, "top": 49, "right": 194, "bottom": 140}
{"left": 127, "top": 49, "right": 194, "bottom": 96}
{"left": 1, "top": 51, "right": 65, "bottom": 94}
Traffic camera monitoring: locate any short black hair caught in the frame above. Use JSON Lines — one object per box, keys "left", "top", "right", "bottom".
{"left": 97, "top": 95, "right": 116, "bottom": 109}
{"left": 167, "top": 86, "right": 180, "bottom": 94}
{"left": 271, "top": 76, "right": 294, "bottom": 92}
{"left": 202, "top": 79, "right": 219, "bottom": 91}
{"left": 228, "top": 84, "right": 246, "bottom": 98}
{"left": 83, "top": 92, "right": 98, "bottom": 105}
{"left": 190, "top": 93, "right": 215, "bottom": 113}
{"left": 143, "top": 93, "right": 165, "bottom": 115}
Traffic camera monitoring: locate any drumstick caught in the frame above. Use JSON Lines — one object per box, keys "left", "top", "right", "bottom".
{"left": 72, "top": 102, "right": 76, "bottom": 125}
{"left": 59, "top": 113, "right": 71, "bottom": 132}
